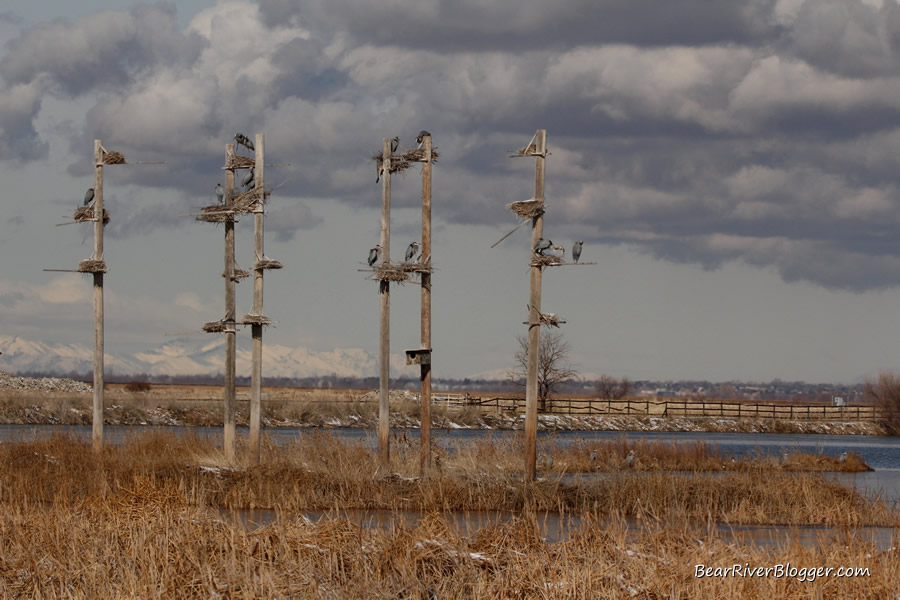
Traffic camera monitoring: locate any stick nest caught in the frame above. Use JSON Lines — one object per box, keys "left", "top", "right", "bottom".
{"left": 373, "top": 265, "right": 411, "bottom": 283}
{"left": 255, "top": 259, "right": 283, "bottom": 270}
{"left": 73, "top": 206, "right": 110, "bottom": 225}
{"left": 226, "top": 155, "right": 255, "bottom": 170}
{"left": 101, "top": 150, "right": 126, "bottom": 165}
{"left": 372, "top": 148, "right": 440, "bottom": 176}
{"left": 232, "top": 187, "right": 270, "bottom": 211}
{"left": 531, "top": 254, "right": 564, "bottom": 267}
{"left": 223, "top": 269, "right": 250, "bottom": 279}
{"left": 202, "top": 321, "right": 228, "bottom": 333}
{"left": 197, "top": 205, "right": 233, "bottom": 223}
{"left": 77, "top": 259, "right": 107, "bottom": 273}
{"left": 508, "top": 144, "right": 537, "bottom": 158}
{"left": 508, "top": 200, "right": 544, "bottom": 219}
{"left": 241, "top": 314, "right": 272, "bottom": 326}
{"left": 539, "top": 312, "right": 564, "bottom": 328}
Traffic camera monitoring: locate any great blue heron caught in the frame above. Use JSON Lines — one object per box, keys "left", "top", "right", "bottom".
{"left": 215, "top": 183, "right": 224, "bottom": 204}
{"left": 83, "top": 187, "right": 94, "bottom": 206}
{"left": 572, "top": 240, "right": 583, "bottom": 263}
{"left": 538, "top": 454, "right": 554, "bottom": 471}
{"left": 416, "top": 130, "right": 431, "bottom": 148}
{"left": 368, "top": 244, "right": 382, "bottom": 266}
{"left": 242, "top": 167, "right": 255, "bottom": 191}
{"left": 589, "top": 449, "right": 598, "bottom": 462}
{"left": 405, "top": 241, "right": 420, "bottom": 263}
{"left": 534, "top": 238, "right": 552, "bottom": 255}
{"left": 391, "top": 136, "right": 400, "bottom": 154}
{"left": 624, "top": 450, "right": 635, "bottom": 468}
{"left": 550, "top": 244, "right": 565, "bottom": 258}
{"left": 838, "top": 452, "right": 848, "bottom": 464}
{"left": 234, "top": 133, "right": 254, "bottom": 153}
{"left": 376, "top": 159, "right": 383, "bottom": 183}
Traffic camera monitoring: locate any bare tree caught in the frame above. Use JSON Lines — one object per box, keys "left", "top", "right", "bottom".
{"left": 596, "top": 375, "right": 632, "bottom": 400}
{"left": 864, "top": 372, "right": 900, "bottom": 435}
{"left": 507, "top": 332, "right": 577, "bottom": 411}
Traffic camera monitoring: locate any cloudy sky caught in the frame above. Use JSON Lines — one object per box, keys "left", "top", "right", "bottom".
{"left": 3, "top": 0, "right": 900, "bottom": 383}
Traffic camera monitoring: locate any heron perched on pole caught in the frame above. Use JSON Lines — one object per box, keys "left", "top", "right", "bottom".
{"left": 234, "top": 133, "right": 254, "bottom": 153}
{"left": 533, "top": 238, "right": 552, "bottom": 256}
{"left": 416, "top": 130, "right": 431, "bottom": 149}
{"left": 572, "top": 240, "right": 583, "bottom": 263}
{"left": 215, "top": 183, "right": 224, "bottom": 204}
{"left": 368, "top": 244, "right": 382, "bottom": 267}
{"left": 405, "top": 241, "right": 420, "bottom": 263}
{"left": 391, "top": 136, "right": 400, "bottom": 154}
{"left": 83, "top": 187, "right": 95, "bottom": 206}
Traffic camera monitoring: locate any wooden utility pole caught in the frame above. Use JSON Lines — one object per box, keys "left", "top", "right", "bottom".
{"left": 92, "top": 140, "right": 105, "bottom": 453}
{"left": 419, "top": 134, "right": 433, "bottom": 475}
{"left": 524, "top": 130, "right": 547, "bottom": 482}
{"left": 378, "top": 138, "right": 392, "bottom": 470}
{"left": 223, "top": 144, "right": 237, "bottom": 461}
{"left": 249, "top": 134, "right": 265, "bottom": 464}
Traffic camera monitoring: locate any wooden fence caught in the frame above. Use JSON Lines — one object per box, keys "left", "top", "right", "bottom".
{"left": 447, "top": 396, "right": 883, "bottom": 422}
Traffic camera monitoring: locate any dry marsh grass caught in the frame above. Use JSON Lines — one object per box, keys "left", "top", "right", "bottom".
{"left": 1, "top": 501, "right": 896, "bottom": 598}
{"left": 0, "top": 434, "right": 897, "bottom": 597}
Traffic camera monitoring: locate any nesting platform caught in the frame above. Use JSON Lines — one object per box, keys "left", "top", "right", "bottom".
{"left": 372, "top": 147, "right": 440, "bottom": 176}
{"left": 365, "top": 261, "right": 431, "bottom": 283}
{"left": 225, "top": 155, "right": 255, "bottom": 170}
{"left": 255, "top": 259, "right": 283, "bottom": 270}
{"left": 223, "top": 269, "right": 250, "bottom": 280}
{"left": 202, "top": 321, "right": 228, "bottom": 333}
{"left": 100, "top": 149, "right": 126, "bottom": 165}
{"left": 77, "top": 259, "right": 107, "bottom": 273}
{"left": 508, "top": 199, "right": 544, "bottom": 219}
{"left": 524, "top": 312, "right": 566, "bottom": 328}
{"left": 196, "top": 206, "right": 234, "bottom": 223}
{"left": 73, "top": 206, "right": 110, "bottom": 225}
{"left": 241, "top": 314, "right": 272, "bottom": 326}
{"left": 531, "top": 254, "right": 565, "bottom": 267}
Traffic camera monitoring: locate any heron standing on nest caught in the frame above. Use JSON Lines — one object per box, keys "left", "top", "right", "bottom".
{"left": 534, "top": 238, "right": 552, "bottom": 256}
{"left": 83, "top": 187, "right": 94, "bottom": 206}
{"left": 572, "top": 240, "right": 583, "bottom": 263}
{"left": 215, "top": 183, "right": 224, "bottom": 204}
{"left": 391, "top": 136, "right": 400, "bottom": 154}
{"left": 368, "top": 245, "right": 382, "bottom": 266}
{"left": 405, "top": 241, "right": 420, "bottom": 263}
{"left": 234, "top": 133, "right": 254, "bottom": 153}
{"left": 416, "top": 130, "right": 431, "bottom": 149}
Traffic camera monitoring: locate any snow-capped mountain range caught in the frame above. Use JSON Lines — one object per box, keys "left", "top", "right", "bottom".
{"left": 0, "top": 335, "right": 418, "bottom": 379}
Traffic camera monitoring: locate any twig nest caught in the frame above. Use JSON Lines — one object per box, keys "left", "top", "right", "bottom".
{"left": 226, "top": 155, "right": 255, "bottom": 170}
{"left": 73, "top": 206, "right": 110, "bottom": 225}
{"left": 197, "top": 205, "right": 234, "bottom": 223}
{"left": 241, "top": 314, "right": 272, "bottom": 325}
{"left": 371, "top": 148, "right": 440, "bottom": 175}
{"left": 101, "top": 150, "right": 126, "bottom": 165}
{"left": 531, "top": 254, "right": 563, "bottom": 267}
{"left": 222, "top": 269, "right": 250, "bottom": 279}
{"left": 202, "top": 321, "right": 227, "bottom": 333}
{"left": 77, "top": 259, "right": 107, "bottom": 273}
{"left": 374, "top": 265, "right": 411, "bottom": 283}
{"left": 255, "top": 259, "right": 283, "bottom": 270}
{"left": 508, "top": 200, "right": 544, "bottom": 219}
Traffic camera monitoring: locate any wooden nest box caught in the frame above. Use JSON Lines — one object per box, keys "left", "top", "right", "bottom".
{"left": 405, "top": 348, "right": 432, "bottom": 365}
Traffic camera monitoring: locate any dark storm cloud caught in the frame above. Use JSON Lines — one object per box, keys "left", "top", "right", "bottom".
{"left": 0, "top": 4, "right": 205, "bottom": 95}
{"left": 6, "top": 0, "right": 900, "bottom": 291}
{"left": 259, "top": 0, "right": 782, "bottom": 49}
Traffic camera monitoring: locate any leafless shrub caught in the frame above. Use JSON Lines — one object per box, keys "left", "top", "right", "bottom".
{"left": 506, "top": 332, "right": 577, "bottom": 412}
{"left": 596, "top": 375, "right": 632, "bottom": 400}
{"left": 864, "top": 372, "right": 900, "bottom": 435}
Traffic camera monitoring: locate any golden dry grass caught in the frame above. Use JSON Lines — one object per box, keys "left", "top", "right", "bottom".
{"left": 0, "top": 433, "right": 897, "bottom": 598}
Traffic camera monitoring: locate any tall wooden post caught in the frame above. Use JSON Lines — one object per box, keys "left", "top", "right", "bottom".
{"left": 223, "top": 144, "right": 237, "bottom": 461}
{"left": 249, "top": 134, "right": 265, "bottom": 464}
{"left": 419, "top": 134, "right": 433, "bottom": 475}
{"left": 92, "top": 140, "right": 105, "bottom": 452}
{"left": 379, "top": 138, "right": 392, "bottom": 470}
{"left": 524, "top": 130, "right": 547, "bottom": 482}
